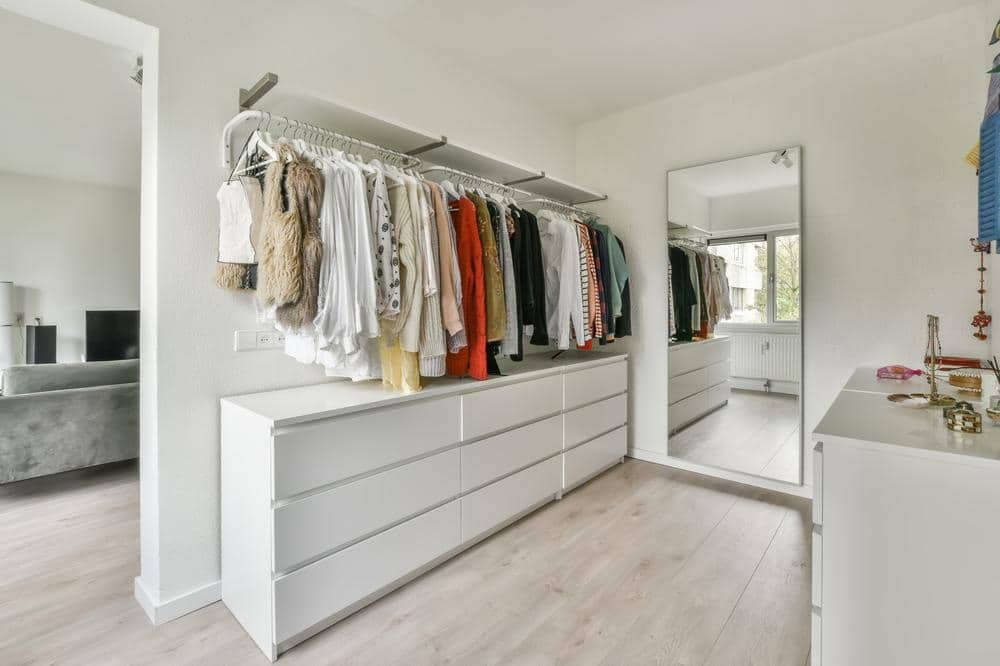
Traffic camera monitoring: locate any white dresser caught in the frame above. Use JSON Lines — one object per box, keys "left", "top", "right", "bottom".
{"left": 668, "top": 336, "right": 730, "bottom": 432}
{"left": 221, "top": 353, "right": 628, "bottom": 660}
{"left": 811, "top": 368, "right": 1000, "bottom": 666}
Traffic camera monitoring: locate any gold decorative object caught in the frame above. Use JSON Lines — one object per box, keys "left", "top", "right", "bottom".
{"left": 948, "top": 369, "right": 983, "bottom": 394}
{"left": 947, "top": 405, "right": 983, "bottom": 433}
{"left": 971, "top": 238, "right": 992, "bottom": 341}
{"left": 986, "top": 407, "right": 1000, "bottom": 425}
{"left": 925, "top": 315, "right": 957, "bottom": 407}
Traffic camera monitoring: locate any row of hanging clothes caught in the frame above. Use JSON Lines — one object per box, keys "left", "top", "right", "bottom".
{"left": 668, "top": 239, "right": 732, "bottom": 342}
{"left": 216, "top": 120, "right": 631, "bottom": 394}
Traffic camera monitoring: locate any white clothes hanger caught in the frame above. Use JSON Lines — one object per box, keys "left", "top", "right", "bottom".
{"left": 440, "top": 179, "right": 461, "bottom": 199}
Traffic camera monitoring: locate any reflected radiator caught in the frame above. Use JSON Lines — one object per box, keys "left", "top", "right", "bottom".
{"left": 729, "top": 333, "right": 800, "bottom": 382}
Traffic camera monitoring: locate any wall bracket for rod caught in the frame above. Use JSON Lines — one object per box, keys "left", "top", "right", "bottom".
{"left": 406, "top": 136, "right": 448, "bottom": 156}
{"left": 505, "top": 172, "right": 546, "bottom": 186}
{"left": 572, "top": 194, "right": 609, "bottom": 205}
{"left": 239, "top": 72, "right": 279, "bottom": 111}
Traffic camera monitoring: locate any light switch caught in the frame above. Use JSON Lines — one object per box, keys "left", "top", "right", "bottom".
{"left": 234, "top": 329, "right": 285, "bottom": 351}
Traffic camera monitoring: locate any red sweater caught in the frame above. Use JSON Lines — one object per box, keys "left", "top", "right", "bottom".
{"left": 446, "top": 197, "right": 488, "bottom": 380}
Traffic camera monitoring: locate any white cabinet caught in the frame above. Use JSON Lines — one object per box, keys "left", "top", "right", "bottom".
{"left": 668, "top": 337, "right": 730, "bottom": 432}
{"left": 222, "top": 354, "right": 628, "bottom": 660}
{"left": 812, "top": 379, "right": 1000, "bottom": 666}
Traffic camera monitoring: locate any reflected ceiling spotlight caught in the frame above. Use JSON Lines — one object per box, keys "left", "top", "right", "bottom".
{"left": 771, "top": 149, "right": 793, "bottom": 168}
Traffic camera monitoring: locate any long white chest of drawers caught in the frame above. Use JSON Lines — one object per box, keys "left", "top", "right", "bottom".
{"left": 811, "top": 368, "right": 1000, "bottom": 666}
{"left": 221, "top": 353, "right": 628, "bottom": 660}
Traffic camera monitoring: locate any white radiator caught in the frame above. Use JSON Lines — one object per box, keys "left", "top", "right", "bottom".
{"left": 729, "top": 332, "right": 800, "bottom": 382}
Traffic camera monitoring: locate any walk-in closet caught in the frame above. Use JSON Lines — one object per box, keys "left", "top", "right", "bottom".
{"left": 5, "top": 2, "right": 997, "bottom": 664}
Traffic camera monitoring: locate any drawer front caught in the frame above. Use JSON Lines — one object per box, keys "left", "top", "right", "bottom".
{"left": 273, "top": 500, "right": 461, "bottom": 644}
{"left": 273, "top": 396, "right": 461, "bottom": 499}
{"left": 669, "top": 367, "right": 708, "bottom": 405}
{"left": 564, "top": 393, "right": 627, "bottom": 450}
{"left": 811, "top": 608, "right": 822, "bottom": 666}
{"left": 564, "top": 360, "right": 627, "bottom": 409}
{"left": 461, "top": 415, "right": 562, "bottom": 492}
{"left": 273, "top": 448, "right": 460, "bottom": 572}
{"left": 564, "top": 426, "right": 626, "bottom": 490}
{"left": 463, "top": 374, "right": 562, "bottom": 441}
{"left": 462, "top": 456, "right": 560, "bottom": 542}
{"left": 812, "top": 525, "right": 822, "bottom": 608}
{"left": 813, "top": 443, "right": 823, "bottom": 525}
{"left": 669, "top": 338, "right": 730, "bottom": 377}
{"left": 669, "top": 391, "right": 708, "bottom": 432}
{"left": 706, "top": 380, "right": 730, "bottom": 408}
{"left": 707, "top": 359, "right": 729, "bottom": 386}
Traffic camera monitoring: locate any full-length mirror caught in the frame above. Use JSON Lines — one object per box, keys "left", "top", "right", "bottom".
{"left": 666, "top": 147, "right": 802, "bottom": 484}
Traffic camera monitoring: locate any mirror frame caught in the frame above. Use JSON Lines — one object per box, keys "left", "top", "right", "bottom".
{"left": 664, "top": 146, "right": 804, "bottom": 489}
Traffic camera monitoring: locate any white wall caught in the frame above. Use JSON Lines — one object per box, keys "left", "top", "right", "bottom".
{"left": 0, "top": 171, "right": 139, "bottom": 362}
{"left": 709, "top": 185, "right": 799, "bottom": 233}
{"left": 576, "top": 6, "right": 987, "bottom": 473}
{"left": 78, "top": 0, "right": 578, "bottom": 610}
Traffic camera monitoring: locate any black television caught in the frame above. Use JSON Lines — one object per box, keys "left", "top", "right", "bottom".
{"left": 86, "top": 310, "right": 140, "bottom": 361}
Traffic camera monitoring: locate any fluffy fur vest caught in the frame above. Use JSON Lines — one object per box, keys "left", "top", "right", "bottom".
{"left": 275, "top": 157, "right": 324, "bottom": 331}
{"left": 256, "top": 144, "right": 324, "bottom": 327}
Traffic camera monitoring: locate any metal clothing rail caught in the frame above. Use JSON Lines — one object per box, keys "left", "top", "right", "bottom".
{"left": 220, "top": 109, "right": 422, "bottom": 169}
{"left": 420, "top": 165, "right": 532, "bottom": 199}
{"left": 518, "top": 196, "right": 598, "bottom": 219}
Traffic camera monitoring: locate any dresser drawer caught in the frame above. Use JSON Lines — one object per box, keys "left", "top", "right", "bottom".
{"left": 273, "top": 500, "right": 460, "bottom": 644}
{"left": 812, "top": 525, "right": 822, "bottom": 608}
{"left": 707, "top": 359, "right": 729, "bottom": 386}
{"left": 811, "top": 607, "right": 822, "bottom": 666}
{"left": 273, "top": 396, "right": 461, "bottom": 499}
{"left": 669, "top": 391, "right": 708, "bottom": 432}
{"left": 564, "top": 360, "right": 627, "bottom": 409}
{"left": 669, "top": 338, "right": 730, "bottom": 377}
{"left": 564, "top": 426, "right": 626, "bottom": 490}
{"left": 462, "top": 374, "right": 562, "bottom": 441}
{"left": 462, "top": 456, "right": 560, "bottom": 542}
{"left": 564, "top": 393, "right": 627, "bottom": 450}
{"left": 813, "top": 443, "right": 823, "bottom": 525}
{"left": 669, "top": 367, "right": 708, "bottom": 405}
{"left": 706, "top": 380, "right": 730, "bottom": 408}
{"left": 273, "top": 448, "right": 460, "bottom": 572}
{"left": 461, "top": 415, "right": 561, "bottom": 492}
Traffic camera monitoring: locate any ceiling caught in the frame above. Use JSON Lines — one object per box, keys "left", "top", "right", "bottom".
{"left": 349, "top": 0, "right": 981, "bottom": 122}
{"left": 0, "top": 9, "right": 140, "bottom": 188}
{"left": 670, "top": 147, "right": 800, "bottom": 198}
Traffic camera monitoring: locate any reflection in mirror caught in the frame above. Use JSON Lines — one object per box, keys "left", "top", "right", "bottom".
{"left": 666, "top": 148, "right": 802, "bottom": 484}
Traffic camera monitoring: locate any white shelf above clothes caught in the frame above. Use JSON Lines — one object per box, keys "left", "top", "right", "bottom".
{"left": 229, "top": 89, "right": 607, "bottom": 209}
{"left": 519, "top": 173, "right": 607, "bottom": 205}
{"left": 409, "top": 139, "right": 543, "bottom": 187}
{"left": 668, "top": 221, "right": 712, "bottom": 239}
{"left": 256, "top": 91, "right": 445, "bottom": 156}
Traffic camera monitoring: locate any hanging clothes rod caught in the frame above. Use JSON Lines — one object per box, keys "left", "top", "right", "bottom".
{"left": 518, "top": 196, "right": 597, "bottom": 219}
{"left": 420, "top": 165, "right": 531, "bottom": 199}
{"left": 220, "top": 109, "right": 422, "bottom": 169}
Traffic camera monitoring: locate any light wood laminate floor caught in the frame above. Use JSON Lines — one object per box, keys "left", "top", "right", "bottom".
{"left": 0, "top": 458, "right": 811, "bottom": 665}
{"left": 670, "top": 390, "right": 801, "bottom": 484}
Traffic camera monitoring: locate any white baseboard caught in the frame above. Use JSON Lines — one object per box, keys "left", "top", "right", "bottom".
{"left": 134, "top": 576, "right": 221, "bottom": 625}
{"left": 627, "top": 447, "right": 812, "bottom": 499}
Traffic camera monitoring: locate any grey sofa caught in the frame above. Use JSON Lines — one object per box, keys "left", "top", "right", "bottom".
{"left": 0, "top": 359, "right": 138, "bottom": 483}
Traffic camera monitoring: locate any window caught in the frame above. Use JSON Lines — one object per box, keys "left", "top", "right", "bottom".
{"left": 708, "top": 231, "right": 799, "bottom": 326}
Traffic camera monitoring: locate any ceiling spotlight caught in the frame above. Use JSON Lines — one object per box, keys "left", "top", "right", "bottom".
{"left": 771, "top": 149, "right": 793, "bottom": 168}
